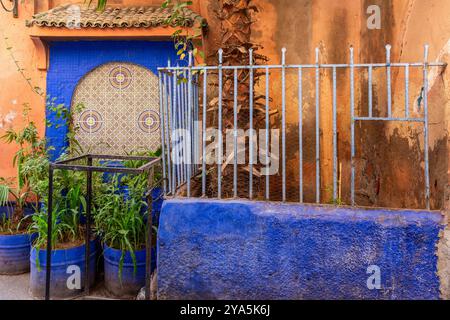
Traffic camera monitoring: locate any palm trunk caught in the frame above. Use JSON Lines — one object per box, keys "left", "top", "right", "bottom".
{"left": 206, "top": 0, "right": 268, "bottom": 199}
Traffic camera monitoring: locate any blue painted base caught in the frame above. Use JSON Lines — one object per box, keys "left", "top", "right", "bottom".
{"left": 158, "top": 199, "right": 445, "bottom": 300}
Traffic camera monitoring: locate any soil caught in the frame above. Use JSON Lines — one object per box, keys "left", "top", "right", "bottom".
{"left": 54, "top": 239, "right": 85, "bottom": 250}
{"left": 0, "top": 215, "right": 32, "bottom": 236}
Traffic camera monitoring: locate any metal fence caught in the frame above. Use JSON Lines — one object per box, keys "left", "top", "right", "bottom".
{"left": 158, "top": 45, "right": 446, "bottom": 209}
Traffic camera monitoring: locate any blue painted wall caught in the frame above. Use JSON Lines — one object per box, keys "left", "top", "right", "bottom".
{"left": 158, "top": 199, "right": 445, "bottom": 300}
{"left": 46, "top": 41, "right": 179, "bottom": 160}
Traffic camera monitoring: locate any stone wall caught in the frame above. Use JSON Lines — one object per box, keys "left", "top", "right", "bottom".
{"left": 158, "top": 199, "right": 446, "bottom": 300}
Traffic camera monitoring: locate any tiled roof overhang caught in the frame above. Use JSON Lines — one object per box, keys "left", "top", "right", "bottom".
{"left": 27, "top": 4, "right": 206, "bottom": 71}
{"left": 26, "top": 4, "right": 206, "bottom": 29}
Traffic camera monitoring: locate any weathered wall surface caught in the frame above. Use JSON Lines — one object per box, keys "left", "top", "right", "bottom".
{"left": 0, "top": 0, "right": 449, "bottom": 210}
{"left": 0, "top": 1, "right": 46, "bottom": 180}
{"left": 200, "top": 0, "right": 450, "bottom": 209}
{"left": 158, "top": 199, "right": 445, "bottom": 299}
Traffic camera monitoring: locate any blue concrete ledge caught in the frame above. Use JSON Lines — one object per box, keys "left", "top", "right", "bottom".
{"left": 158, "top": 199, "right": 445, "bottom": 300}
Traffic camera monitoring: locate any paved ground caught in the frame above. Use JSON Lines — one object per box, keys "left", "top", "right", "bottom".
{"left": 0, "top": 273, "right": 33, "bottom": 300}
{"left": 0, "top": 273, "right": 119, "bottom": 300}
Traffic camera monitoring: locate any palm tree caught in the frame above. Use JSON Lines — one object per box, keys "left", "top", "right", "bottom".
{"left": 205, "top": 0, "right": 269, "bottom": 199}
{"left": 94, "top": 0, "right": 270, "bottom": 198}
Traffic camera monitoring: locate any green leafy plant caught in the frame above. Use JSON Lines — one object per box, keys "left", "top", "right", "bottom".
{"left": 0, "top": 177, "right": 32, "bottom": 224}
{"left": 29, "top": 196, "right": 85, "bottom": 271}
{"left": 0, "top": 180, "right": 31, "bottom": 234}
{"left": 46, "top": 99, "right": 85, "bottom": 156}
{"left": 0, "top": 105, "right": 46, "bottom": 232}
{"left": 1, "top": 104, "right": 47, "bottom": 189}
{"left": 162, "top": 0, "right": 205, "bottom": 63}
{"left": 120, "top": 148, "right": 162, "bottom": 198}
{"left": 93, "top": 177, "right": 150, "bottom": 281}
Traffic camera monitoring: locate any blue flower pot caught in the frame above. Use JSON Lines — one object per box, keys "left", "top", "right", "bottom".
{"left": 30, "top": 240, "right": 98, "bottom": 299}
{"left": 0, "top": 203, "right": 36, "bottom": 275}
{"left": 103, "top": 244, "right": 156, "bottom": 298}
{"left": 100, "top": 160, "right": 126, "bottom": 184}
{"left": 0, "top": 233, "right": 34, "bottom": 275}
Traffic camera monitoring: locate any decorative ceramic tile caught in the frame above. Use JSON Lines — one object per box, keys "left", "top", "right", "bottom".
{"left": 72, "top": 62, "right": 161, "bottom": 154}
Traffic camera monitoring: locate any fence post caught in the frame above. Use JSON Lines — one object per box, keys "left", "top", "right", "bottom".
{"left": 315, "top": 47, "right": 320, "bottom": 204}
{"left": 350, "top": 46, "right": 355, "bottom": 206}
{"left": 281, "top": 48, "right": 287, "bottom": 202}
{"left": 423, "top": 44, "right": 430, "bottom": 210}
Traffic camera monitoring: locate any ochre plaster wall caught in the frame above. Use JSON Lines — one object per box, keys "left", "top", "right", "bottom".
{"left": 0, "top": 0, "right": 449, "bottom": 209}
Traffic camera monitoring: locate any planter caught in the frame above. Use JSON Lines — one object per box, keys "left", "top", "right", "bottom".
{"left": 0, "top": 203, "right": 36, "bottom": 275}
{"left": 104, "top": 244, "right": 156, "bottom": 298}
{"left": 0, "top": 233, "right": 34, "bottom": 275}
{"left": 30, "top": 240, "right": 98, "bottom": 299}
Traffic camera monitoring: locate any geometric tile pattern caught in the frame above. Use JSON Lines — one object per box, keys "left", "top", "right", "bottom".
{"left": 72, "top": 62, "right": 161, "bottom": 154}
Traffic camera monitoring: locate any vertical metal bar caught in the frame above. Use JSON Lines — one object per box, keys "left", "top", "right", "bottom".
{"left": 45, "top": 166, "right": 54, "bottom": 300}
{"left": 386, "top": 44, "right": 392, "bottom": 117}
{"left": 368, "top": 66, "right": 373, "bottom": 118}
{"left": 265, "top": 67, "right": 270, "bottom": 200}
{"left": 158, "top": 72, "right": 167, "bottom": 193}
{"left": 249, "top": 49, "right": 254, "bottom": 199}
{"left": 332, "top": 67, "right": 337, "bottom": 202}
{"left": 281, "top": 48, "right": 287, "bottom": 202}
{"left": 202, "top": 70, "right": 208, "bottom": 197}
{"left": 191, "top": 73, "right": 196, "bottom": 173}
{"left": 298, "top": 67, "right": 303, "bottom": 203}
{"left": 315, "top": 47, "right": 320, "bottom": 203}
{"left": 187, "top": 52, "right": 193, "bottom": 197}
{"left": 177, "top": 70, "right": 185, "bottom": 184}
{"left": 163, "top": 71, "right": 172, "bottom": 195}
{"left": 194, "top": 74, "right": 199, "bottom": 174}
{"left": 145, "top": 167, "right": 154, "bottom": 300}
{"left": 194, "top": 75, "right": 199, "bottom": 172}
{"left": 233, "top": 68, "right": 238, "bottom": 198}
{"left": 218, "top": 49, "right": 223, "bottom": 199}
{"left": 191, "top": 74, "right": 196, "bottom": 173}
{"left": 168, "top": 70, "right": 178, "bottom": 196}
{"left": 350, "top": 47, "right": 356, "bottom": 206}
{"left": 423, "top": 45, "right": 430, "bottom": 210}
{"left": 183, "top": 71, "right": 188, "bottom": 132}
{"left": 173, "top": 70, "right": 181, "bottom": 188}
{"left": 167, "top": 66, "right": 176, "bottom": 195}
{"left": 182, "top": 71, "right": 188, "bottom": 184}
{"left": 405, "top": 64, "right": 410, "bottom": 118}
{"left": 84, "top": 156, "right": 92, "bottom": 297}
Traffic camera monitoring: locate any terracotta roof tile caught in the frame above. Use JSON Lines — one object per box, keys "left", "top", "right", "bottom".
{"left": 26, "top": 4, "right": 206, "bottom": 29}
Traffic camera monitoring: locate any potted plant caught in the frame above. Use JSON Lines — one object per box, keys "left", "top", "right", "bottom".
{"left": 0, "top": 105, "right": 45, "bottom": 274}
{"left": 0, "top": 181, "right": 35, "bottom": 274}
{"left": 22, "top": 101, "right": 99, "bottom": 299}
{"left": 29, "top": 179, "right": 99, "bottom": 299}
{"left": 93, "top": 178, "right": 157, "bottom": 298}
{"left": 120, "top": 148, "right": 164, "bottom": 225}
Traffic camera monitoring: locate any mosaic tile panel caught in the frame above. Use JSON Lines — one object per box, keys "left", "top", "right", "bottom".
{"left": 72, "top": 62, "right": 161, "bottom": 154}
